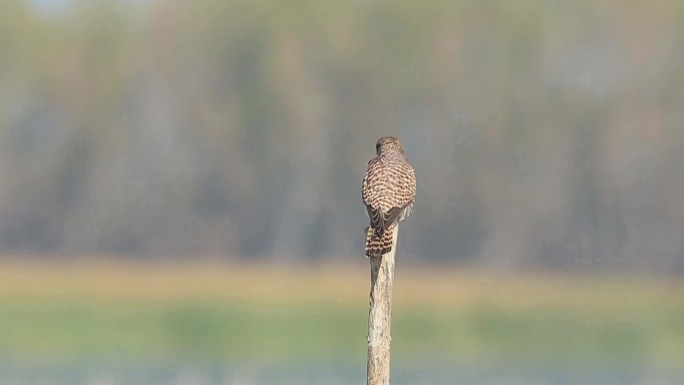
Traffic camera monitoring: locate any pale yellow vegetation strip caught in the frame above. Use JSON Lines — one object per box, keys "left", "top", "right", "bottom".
{"left": 0, "top": 258, "right": 681, "bottom": 312}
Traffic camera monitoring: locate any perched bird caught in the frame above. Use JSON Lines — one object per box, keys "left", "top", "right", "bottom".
{"left": 362, "top": 136, "right": 416, "bottom": 258}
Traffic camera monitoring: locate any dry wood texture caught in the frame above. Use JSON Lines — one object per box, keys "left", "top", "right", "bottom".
{"left": 367, "top": 225, "right": 399, "bottom": 385}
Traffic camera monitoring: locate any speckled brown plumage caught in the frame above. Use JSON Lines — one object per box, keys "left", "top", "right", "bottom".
{"left": 362, "top": 136, "right": 416, "bottom": 258}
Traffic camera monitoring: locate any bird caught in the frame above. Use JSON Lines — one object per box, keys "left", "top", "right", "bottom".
{"left": 362, "top": 136, "right": 416, "bottom": 258}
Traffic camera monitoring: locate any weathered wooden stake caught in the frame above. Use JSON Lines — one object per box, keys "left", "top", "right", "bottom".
{"left": 367, "top": 225, "right": 400, "bottom": 385}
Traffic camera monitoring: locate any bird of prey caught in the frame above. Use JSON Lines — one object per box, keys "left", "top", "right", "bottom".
{"left": 362, "top": 136, "right": 416, "bottom": 258}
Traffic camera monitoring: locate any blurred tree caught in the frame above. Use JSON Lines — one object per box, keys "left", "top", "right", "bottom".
{"left": 0, "top": 0, "right": 683, "bottom": 269}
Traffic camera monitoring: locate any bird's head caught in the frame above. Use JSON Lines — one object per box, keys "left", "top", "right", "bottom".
{"left": 375, "top": 136, "right": 404, "bottom": 156}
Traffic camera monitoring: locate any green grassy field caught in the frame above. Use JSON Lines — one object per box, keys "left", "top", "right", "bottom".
{"left": 0, "top": 260, "right": 683, "bottom": 367}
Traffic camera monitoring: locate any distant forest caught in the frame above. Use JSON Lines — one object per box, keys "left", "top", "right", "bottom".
{"left": 1, "top": 0, "right": 683, "bottom": 269}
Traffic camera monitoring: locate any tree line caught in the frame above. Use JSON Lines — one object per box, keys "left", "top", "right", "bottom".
{"left": 0, "top": 0, "right": 682, "bottom": 269}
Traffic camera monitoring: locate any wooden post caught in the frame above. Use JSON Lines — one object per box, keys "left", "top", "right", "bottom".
{"left": 367, "top": 225, "right": 399, "bottom": 385}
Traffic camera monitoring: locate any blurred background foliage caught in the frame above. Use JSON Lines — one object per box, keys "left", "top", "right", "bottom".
{"left": 0, "top": 0, "right": 682, "bottom": 269}
{"left": 2, "top": 1, "right": 684, "bottom": 384}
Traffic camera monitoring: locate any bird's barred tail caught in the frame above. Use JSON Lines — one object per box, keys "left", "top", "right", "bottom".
{"left": 365, "top": 226, "right": 394, "bottom": 258}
